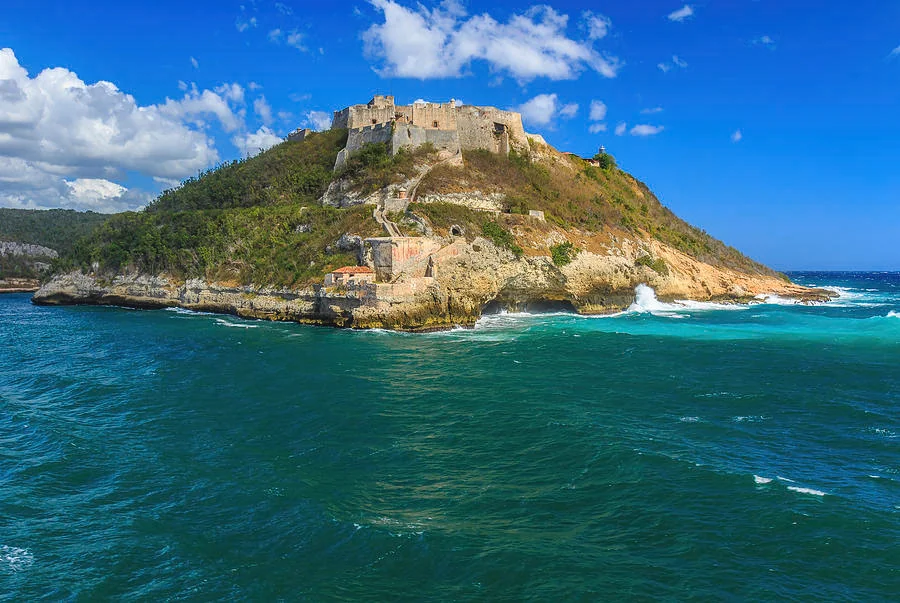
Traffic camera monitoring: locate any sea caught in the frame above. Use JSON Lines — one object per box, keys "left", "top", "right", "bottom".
{"left": 1, "top": 272, "right": 897, "bottom": 601}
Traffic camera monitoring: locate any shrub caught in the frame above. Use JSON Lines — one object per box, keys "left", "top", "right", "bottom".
{"left": 482, "top": 221, "right": 523, "bottom": 258}
{"left": 550, "top": 242, "right": 577, "bottom": 266}
{"left": 635, "top": 254, "right": 669, "bottom": 276}
{"left": 593, "top": 152, "right": 616, "bottom": 170}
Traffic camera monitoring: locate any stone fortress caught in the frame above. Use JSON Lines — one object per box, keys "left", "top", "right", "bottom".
{"left": 329, "top": 95, "right": 536, "bottom": 170}
{"left": 308, "top": 96, "right": 549, "bottom": 298}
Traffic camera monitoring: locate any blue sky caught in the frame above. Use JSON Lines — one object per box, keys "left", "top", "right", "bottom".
{"left": 1, "top": 0, "right": 899, "bottom": 269}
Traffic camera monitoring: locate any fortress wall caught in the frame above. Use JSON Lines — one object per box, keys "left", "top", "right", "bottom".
{"left": 334, "top": 122, "right": 393, "bottom": 170}
{"left": 409, "top": 103, "right": 458, "bottom": 130}
{"left": 391, "top": 124, "right": 461, "bottom": 156}
{"left": 456, "top": 106, "right": 529, "bottom": 154}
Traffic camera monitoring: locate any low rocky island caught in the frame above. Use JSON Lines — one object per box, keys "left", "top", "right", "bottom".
{"left": 32, "top": 96, "right": 831, "bottom": 329}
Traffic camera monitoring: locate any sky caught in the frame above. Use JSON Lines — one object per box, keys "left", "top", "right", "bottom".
{"left": 1, "top": 0, "right": 899, "bottom": 270}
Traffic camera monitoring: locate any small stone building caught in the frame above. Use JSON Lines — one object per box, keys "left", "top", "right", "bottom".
{"left": 324, "top": 266, "right": 375, "bottom": 287}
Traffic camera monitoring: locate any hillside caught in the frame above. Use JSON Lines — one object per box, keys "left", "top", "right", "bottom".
{"left": 0, "top": 208, "right": 110, "bottom": 283}
{"left": 34, "top": 124, "right": 826, "bottom": 329}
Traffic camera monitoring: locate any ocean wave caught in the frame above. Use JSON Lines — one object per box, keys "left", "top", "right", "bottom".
{"left": 629, "top": 284, "right": 747, "bottom": 316}
{"left": 214, "top": 318, "right": 258, "bottom": 329}
{"left": 165, "top": 307, "right": 216, "bottom": 316}
{"left": 787, "top": 486, "right": 827, "bottom": 497}
{"left": 887, "top": 311, "right": 899, "bottom": 319}
{"left": 753, "top": 475, "right": 773, "bottom": 484}
{"left": 1, "top": 545, "right": 34, "bottom": 572}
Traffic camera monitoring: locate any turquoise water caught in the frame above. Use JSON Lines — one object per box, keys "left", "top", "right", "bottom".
{"left": 1, "top": 272, "right": 898, "bottom": 600}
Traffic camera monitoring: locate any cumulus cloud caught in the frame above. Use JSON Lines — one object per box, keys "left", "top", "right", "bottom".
{"left": 270, "top": 28, "right": 307, "bottom": 51}
{"left": 363, "top": 1, "right": 621, "bottom": 81}
{"left": 641, "top": 106, "right": 664, "bottom": 114}
{"left": 516, "top": 93, "right": 578, "bottom": 127}
{"left": 668, "top": 5, "right": 694, "bottom": 22}
{"left": 0, "top": 48, "right": 260, "bottom": 212}
{"left": 589, "top": 100, "right": 607, "bottom": 121}
{"left": 891, "top": 45, "right": 900, "bottom": 58}
{"left": 233, "top": 127, "right": 282, "bottom": 158}
{"left": 731, "top": 129, "right": 743, "bottom": 142}
{"left": 588, "top": 123, "right": 607, "bottom": 134}
{"left": 305, "top": 110, "right": 333, "bottom": 131}
{"left": 583, "top": 11, "right": 611, "bottom": 40}
{"left": 254, "top": 96, "right": 273, "bottom": 124}
{"left": 630, "top": 124, "right": 664, "bottom": 136}
{"left": 615, "top": 122, "right": 627, "bottom": 136}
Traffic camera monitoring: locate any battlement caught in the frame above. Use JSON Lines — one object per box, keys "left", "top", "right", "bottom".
{"left": 328, "top": 96, "right": 533, "bottom": 170}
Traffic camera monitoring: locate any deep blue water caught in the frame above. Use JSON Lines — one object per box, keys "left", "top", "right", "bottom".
{"left": 1, "top": 272, "right": 898, "bottom": 600}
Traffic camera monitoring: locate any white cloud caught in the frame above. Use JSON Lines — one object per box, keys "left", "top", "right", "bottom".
{"left": 233, "top": 126, "right": 282, "bottom": 158}
{"left": 753, "top": 35, "right": 776, "bottom": 49}
{"left": 891, "top": 45, "right": 900, "bottom": 58}
{"left": 583, "top": 11, "right": 611, "bottom": 40}
{"left": 615, "top": 122, "right": 627, "bottom": 136}
{"left": 254, "top": 96, "right": 273, "bottom": 125}
{"left": 659, "top": 55, "right": 687, "bottom": 72}
{"left": 190, "top": 56, "right": 199, "bottom": 69}
{"left": 516, "top": 93, "right": 577, "bottom": 127}
{"left": 559, "top": 102, "right": 579, "bottom": 118}
{"left": 589, "top": 99, "right": 607, "bottom": 121}
{"left": 0, "top": 47, "right": 260, "bottom": 211}
{"left": 286, "top": 31, "right": 305, "bottom": 51}
{"left": 731, "top": 129, "right": 743, "bottom": 142}
{"left": 630, "top": 124, "right": 664, "bottom": 136}
{"left": 305, "top": 110, "right": 332, "bottom": 131}
{"left": 236, "top": 16, "right": 258, "bottom": 33}
{"left": 668, "top": 5, "right": 694, "bottom": 22}
{"left": 588, "top": 123, "right": 607, "bottom": 134}
{"left": 268, "top": 28, "right": 283, "bottom": 42}
{"left": 641, "top": 106, "right": 664, "bottom": 114}
{"left": 363, "top": 1, "right": 621, "bottom": 81}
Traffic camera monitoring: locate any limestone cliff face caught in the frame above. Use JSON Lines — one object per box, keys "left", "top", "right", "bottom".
{"left": 32, "top": 232, "right": 828, "bottom": 331}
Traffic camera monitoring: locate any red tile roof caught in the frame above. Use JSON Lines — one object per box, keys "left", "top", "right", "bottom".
{"left": 331, "top": 266, "right": 375, "bottom": 274}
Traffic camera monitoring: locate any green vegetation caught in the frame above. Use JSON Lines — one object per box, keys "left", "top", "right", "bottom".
{"left": 337, "top": 142, "right": 437, "bottom": 195}
{"left": 60, "top": 131, "right": 382, "bottom": 286}
{"left": 550, "top": 242, "right": 577, "bottom": 266}
{"left": 0, "top": 208, "right": 111, "bottom": 279}
{"left": 0, "top": 208, "right": 109, "bottom": 253}
{"left": 635, "top": 254, "right": 670, "bottom": 276}
{"left": 66, "top": 204, "right": 380, "bottom": 287}
{"left": 149, "top": 129, "right": 348, "bottom": 212}
{"left": 592, "top": 152, "right": 616, "bottom": 170}
{"left": 482, "top": 221, "right": 523, "bottom": 258}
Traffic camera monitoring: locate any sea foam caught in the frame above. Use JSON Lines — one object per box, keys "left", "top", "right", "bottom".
{"left": 628, "top": 284, "right": 745, "bottom": 316}
{"left": 0, "top": 545, "right": 34, "bottom": 572}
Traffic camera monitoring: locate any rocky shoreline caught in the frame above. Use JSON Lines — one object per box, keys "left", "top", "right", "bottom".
{"left": 1, "top": 278, "right": 40, "bottom": 294}
{"left": 31, "top": 236, "right": 833, "bottom": 331}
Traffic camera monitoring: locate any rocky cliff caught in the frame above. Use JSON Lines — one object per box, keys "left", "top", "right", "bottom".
{"left": 33, "top": 228, "right": 828, "bottom": 330}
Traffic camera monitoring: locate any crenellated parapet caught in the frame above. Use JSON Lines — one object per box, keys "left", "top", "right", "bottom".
{"left": 327, "top": 96, "right": 534, "bottom": 170}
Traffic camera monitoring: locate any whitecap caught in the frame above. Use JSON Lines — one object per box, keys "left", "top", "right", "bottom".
{"left": 628, "top": 284, "right": 747, "bottom": 317}
{"left": 887, "top": 311, "right": 899, "bottom": 319}
{"left": 776, "top": 476, "right": 796, "bottom": 483}
{"left": 214, "top": 318, "right": 258, "bottom": 329}
{"left": 1, "top": 545, "right": 34, "bottom": 572}
{"left": 679, "top": 416, "right": 701, "bottom": 423}
{"left": 165, "top": 307, "right": 216, "bottom": 316}
{"left": 787, "top": 486, "right": 826, "bottom": 497}
{"left": 754, "top": 475, "right": 773, "bottom": 484}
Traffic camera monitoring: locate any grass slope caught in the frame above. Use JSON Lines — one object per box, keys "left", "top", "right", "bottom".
{"left": 417, "top": 150, "right": 778, "bottom": 276}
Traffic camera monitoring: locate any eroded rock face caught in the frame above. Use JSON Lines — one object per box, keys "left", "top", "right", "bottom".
{"left": 32, "top": 234, "right": 830, "bottom": 331}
